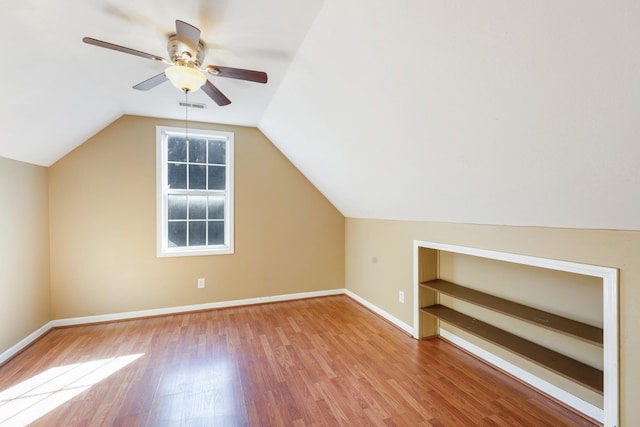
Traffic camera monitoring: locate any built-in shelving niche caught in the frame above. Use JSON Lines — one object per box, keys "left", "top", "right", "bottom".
{"left": 412, "top": 241, "right": 618, "bottom": 427}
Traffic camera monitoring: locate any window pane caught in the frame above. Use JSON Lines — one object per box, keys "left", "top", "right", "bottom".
{"left": 189, "top": 221, "right": 206, "bottom": 246}
{"left": 168, "top": 137, "right": 187, "bottom": 162}
{"left": 208, "top": 140, "right": 226, "bottom": 165}
{"left": 189, "top": 165, "right": 206, "bottom": 189}
{"left": 208, "top": 221, "right": 224, "bottom": 245}
{"left": 168, "top": 163, "right": 187, "bottom": 189}
{"left": 207, "top": 195, "right": 225, "bottom": 219}
{"left": 159, "top": 127, "right": 233, "bottom": 256}
{"left": 189, "top": 196, "right": 207, "bottom": 219}
{"left": 208, "top": 165, "right": 226, "bottom": 190}
{"left": 189, "top": 139, "right": 207, "bottom": 163}
{"left": 168, "top": 195, "right": 187, "bottom": 219}
{"left": 168, "top": 221, "right": 187, "bottom": 247}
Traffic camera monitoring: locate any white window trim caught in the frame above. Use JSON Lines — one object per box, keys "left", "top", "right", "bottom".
{"left": 156, "top": 126, "right": 234, "bottom": 257}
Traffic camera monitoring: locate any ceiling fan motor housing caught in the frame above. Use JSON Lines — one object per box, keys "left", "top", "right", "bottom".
{"left": 167, "top": 35, "right": 206, "bottom": 67}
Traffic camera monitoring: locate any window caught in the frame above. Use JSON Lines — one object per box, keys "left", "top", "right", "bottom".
{"left": 156, "top": 126, "right": 234, "bottom": 256}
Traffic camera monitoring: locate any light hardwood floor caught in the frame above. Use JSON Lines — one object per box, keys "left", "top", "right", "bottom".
{"left": 0, "top": 296, "right": 598, "bottom": 426}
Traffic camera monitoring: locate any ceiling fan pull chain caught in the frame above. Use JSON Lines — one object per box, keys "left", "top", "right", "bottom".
{"left": 185, "top": 89, "right": 189, "bottom": 143}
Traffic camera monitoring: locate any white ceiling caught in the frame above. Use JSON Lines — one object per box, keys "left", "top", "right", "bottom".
{"left": 261, "top": 0, "right": 640, "bottom": 230}
{"left": 2, "top": 0, "right": 640, "bottom": 230}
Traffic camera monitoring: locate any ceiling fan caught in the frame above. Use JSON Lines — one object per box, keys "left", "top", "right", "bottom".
{"left": 83, "top": 20, "right": 268, "bottom": 106}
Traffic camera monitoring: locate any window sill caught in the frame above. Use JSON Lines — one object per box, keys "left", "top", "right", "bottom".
{"left": 157, "top": 246, "right": 234, "bottom": 257}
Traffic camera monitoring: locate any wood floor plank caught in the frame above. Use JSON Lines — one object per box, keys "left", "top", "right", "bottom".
{"left": 0, "top": 296, "right": 599, "bottom": 426}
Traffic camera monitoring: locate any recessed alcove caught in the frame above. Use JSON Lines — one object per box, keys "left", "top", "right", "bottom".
{"left": 413, "top": 240, "right": 618, "bottom": 426}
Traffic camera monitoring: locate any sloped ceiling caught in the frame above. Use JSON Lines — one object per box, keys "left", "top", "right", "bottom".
{"left": 2, "top": 1, "right": 639, "bottom": 230}
{"left": 261, "top": 0, "right": 640, "bottom": 230}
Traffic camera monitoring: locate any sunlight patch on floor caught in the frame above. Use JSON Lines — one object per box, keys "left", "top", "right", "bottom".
{"left": 0, "top": 354, "right": 143, "bottom": 426}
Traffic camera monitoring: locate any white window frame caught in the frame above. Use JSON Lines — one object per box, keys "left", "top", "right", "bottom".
{"left": 156, "top": 126, "right": 234, "bottom": 257}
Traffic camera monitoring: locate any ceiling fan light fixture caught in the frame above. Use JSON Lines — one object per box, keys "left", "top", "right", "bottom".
{"left": 165, "top": 65, "right": 206, "bottom": 93}
{"left": 83, "top": 20, "right": 267, "bottom": 106}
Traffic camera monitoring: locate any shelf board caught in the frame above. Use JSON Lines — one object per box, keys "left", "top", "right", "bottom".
{"left": 420, "top": 279, "right": 603, "bottom": 347}
{"left": 421, "top": 304, "right": 603, "bottom": 394}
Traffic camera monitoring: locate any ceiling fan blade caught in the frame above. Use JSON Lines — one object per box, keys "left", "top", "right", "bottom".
{"left": 202, "top": 80, "right": 231, "bottom": 106}
{"left": 206, "top": 65, "right": 268, "bottom": 84}
{"left": 133, "top": 73, "right": 168, "bottom": 91}
{"left": 175, "top": 20, "right": 201, "bottom": 54}
{"left": 83, "top": 37, "right": 166, "bottom": 62}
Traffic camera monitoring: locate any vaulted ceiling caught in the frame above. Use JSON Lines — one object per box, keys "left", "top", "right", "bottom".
{"left": 2, "top": 0, "right": 640, "bottom": 230}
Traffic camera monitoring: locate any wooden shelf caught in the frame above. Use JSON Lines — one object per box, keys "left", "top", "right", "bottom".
{"left": 420, "top": 279, "right": 603, "bottom": 347}
{"left": 420, "top": 304, "right": 604, "bottom": 394}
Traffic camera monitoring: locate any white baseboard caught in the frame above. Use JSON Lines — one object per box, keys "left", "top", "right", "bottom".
{"left": 0, "top": 288, "right": 345, "bottom": 365}
{"left": 0, "top": 322, "right": 53, "bottom": 366}
{"left": 50, "top": 288, "right": 345, "bottom": 327}
{"left": 439, "top": 329, "right": 604, "bottom": 423}
{"left": 344, "top": 290, "right": 415, "bottom": 336}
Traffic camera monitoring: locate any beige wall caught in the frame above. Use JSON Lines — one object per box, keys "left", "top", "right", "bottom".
{"left": 48, "top": 115, "right": 344, "bottom": 319}
{"left": 345, "top": 218, "right": 640, "bottom": 424}
{"left": 0, "top": 157, "right": 50, "bottom": 354}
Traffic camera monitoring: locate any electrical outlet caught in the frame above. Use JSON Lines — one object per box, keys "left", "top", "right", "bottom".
{"left": 197, "top": 278, "right": 205, "bottom": 289}
{"left": 399, "top": 290, "right": 405, "bottom": 303}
